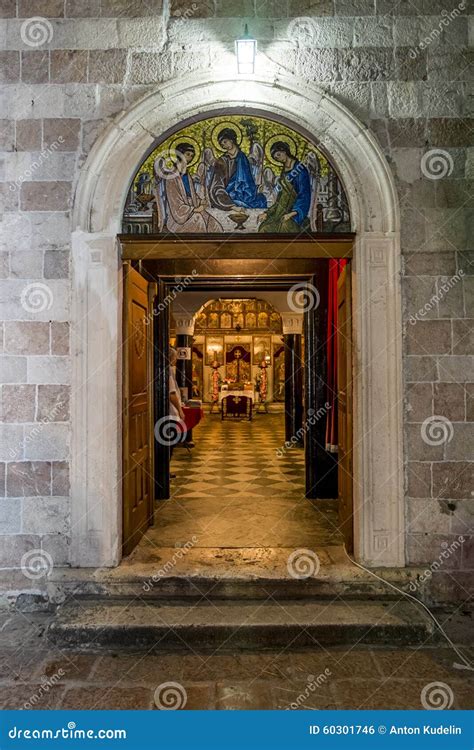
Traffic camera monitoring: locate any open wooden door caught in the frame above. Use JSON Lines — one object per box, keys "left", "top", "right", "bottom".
{"left": 337, "top": 263, "right": 353, "bottom": 552}
{"left": 122, "top": 264, "right": 153, "bottom": 555}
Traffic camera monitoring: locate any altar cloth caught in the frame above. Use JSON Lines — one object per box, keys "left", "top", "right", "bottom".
{"left": 218, "top": 390, "right": 255, "bottom": 403}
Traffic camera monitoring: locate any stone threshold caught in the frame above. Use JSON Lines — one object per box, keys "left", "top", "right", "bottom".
{"left": 0, "top": 545, "right": 430, "bottom": 609}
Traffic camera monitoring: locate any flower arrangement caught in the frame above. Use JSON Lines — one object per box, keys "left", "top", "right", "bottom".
{"left": 210, "top": 362, "right": 222, "bottom": 403}
{"left": 255, "top": 360, "right": 268, "bottom": 401}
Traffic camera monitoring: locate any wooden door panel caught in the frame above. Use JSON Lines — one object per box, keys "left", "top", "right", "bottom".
{"left": 337, "top": 264, "right": 353, "bottom": 551}
{"left": 123, "top": 264, "right": 153, "bottom": 555}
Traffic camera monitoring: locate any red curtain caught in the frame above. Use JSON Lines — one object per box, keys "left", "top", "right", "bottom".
{"left": 325, "top": 259, "right": 347, "bottom": 452}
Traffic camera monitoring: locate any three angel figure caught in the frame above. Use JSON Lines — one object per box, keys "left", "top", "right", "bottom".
{"left": 153, "top": 127, "right": 313, "bottom": 234}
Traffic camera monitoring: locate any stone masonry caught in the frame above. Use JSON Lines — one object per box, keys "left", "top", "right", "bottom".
{"left": 0, "top": 1, "right": 472, "bottom": 599}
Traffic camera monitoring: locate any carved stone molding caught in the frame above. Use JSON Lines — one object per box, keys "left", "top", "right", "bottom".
{"left": 281, "top": 313, "right": 304, "bottom": 335}
{"left": 70, "top": 231, "right": 122, "bottom": 567}
{"left": 173, "top": 315, "right": 195, "bottom": 336}
{"left": 351, "top": 234, "right": 404, "bottom": 566}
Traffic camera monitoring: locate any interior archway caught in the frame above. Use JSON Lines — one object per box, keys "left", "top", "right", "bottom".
{"left": 70, "top": 71, "right": 403, "bottom": 568}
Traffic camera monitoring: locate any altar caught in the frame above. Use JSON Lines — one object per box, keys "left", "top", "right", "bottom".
{"left": 221, "top": 393, "right": 253, "bottom": 421}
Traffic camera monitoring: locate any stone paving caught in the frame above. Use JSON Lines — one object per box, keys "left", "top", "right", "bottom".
{"left": 0, "top": 610, "right": 472, "bottom": 711}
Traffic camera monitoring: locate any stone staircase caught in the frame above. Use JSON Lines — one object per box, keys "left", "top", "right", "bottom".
{"left": 46, "top": 546, "right": 434, "bottom": 650}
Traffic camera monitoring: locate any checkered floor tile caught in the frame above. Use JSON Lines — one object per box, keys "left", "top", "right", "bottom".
{"left": 138, "top": 412, "right": 343, "bottom": 550}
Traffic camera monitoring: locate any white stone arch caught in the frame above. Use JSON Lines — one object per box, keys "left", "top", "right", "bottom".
{"left": 70, "top": 71, "right": 404, "bottom": 569}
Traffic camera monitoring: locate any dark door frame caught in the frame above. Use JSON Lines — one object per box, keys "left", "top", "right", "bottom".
{"left": 304, "top": 273, "right": 338, "bottom": 498}
{"left": 153, "top": 278, "right": 170, "bottom": 500}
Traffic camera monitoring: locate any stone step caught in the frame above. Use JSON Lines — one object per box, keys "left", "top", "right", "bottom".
{"left": 48, "top": 599, "right": 434, "bottom": 651}
{"left": 45, "top": 547, "right": 425, "bottom": 604}
{"left": 54, "top": 575, "right": 411, "bottom": 602}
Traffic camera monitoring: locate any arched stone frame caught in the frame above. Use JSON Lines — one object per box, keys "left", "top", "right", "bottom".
{"left": 70, "top": 71, "right": 404, "bottom": 569}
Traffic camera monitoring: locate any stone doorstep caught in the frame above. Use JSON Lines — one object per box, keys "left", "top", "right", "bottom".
{"left": 48, "top": 599, "right": 434, "bottom": 651}
{"left": 0, "top": 547, "right": 430, "bottom": 608}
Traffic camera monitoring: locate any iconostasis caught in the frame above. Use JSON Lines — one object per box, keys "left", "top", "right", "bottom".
{"left": 172, "top": 299, "right": 289, "bottom": 403}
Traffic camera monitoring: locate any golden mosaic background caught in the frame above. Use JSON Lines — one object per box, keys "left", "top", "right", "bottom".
{"left": 136, "top": 114, "right": 331, "bottom": 187}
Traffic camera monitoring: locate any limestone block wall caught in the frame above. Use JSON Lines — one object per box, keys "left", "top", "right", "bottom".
{"left": 0, "top": 1, "right": 472, "bottom": 597}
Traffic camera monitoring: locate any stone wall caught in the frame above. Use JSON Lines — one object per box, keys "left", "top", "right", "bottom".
{"left": 0, "top": 1, "right": 472, "bottom": 596}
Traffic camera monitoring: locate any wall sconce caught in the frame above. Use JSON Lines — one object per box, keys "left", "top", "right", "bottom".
{"left": 235, "top": 24, "right": 257, "bottom": 75}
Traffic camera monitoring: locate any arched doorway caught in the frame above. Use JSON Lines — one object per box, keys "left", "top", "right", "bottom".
{"left": 70, "top": 72, "right": 403, "bottom": 569}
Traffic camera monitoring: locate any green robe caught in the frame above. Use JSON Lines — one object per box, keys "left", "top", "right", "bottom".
{"left": 258, "top": 176, "right": 301, "bottom": 234}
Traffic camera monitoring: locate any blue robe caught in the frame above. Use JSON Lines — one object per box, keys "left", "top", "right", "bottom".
{"left": 279, "top": 161, "right": 311, "bottom": 224}
{"left": 181, "top": 173, "right": 192, "bottom": 197}
{"left": 226, "top": 151, "right": 267, "bottom": 209}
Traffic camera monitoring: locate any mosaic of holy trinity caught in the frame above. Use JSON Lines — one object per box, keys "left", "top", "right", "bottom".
{"left": 122, "top": 114, "right": 351, "bottom": 236}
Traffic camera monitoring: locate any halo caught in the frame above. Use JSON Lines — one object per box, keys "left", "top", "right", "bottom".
{"left": 265, "top": 133, "right": 299, "bottom": 167}
{"left": 168, "top": 135, "right": 201, "bottom": 169}
{"left": 211, "top": 121, "right": 243, "bottom": 153}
